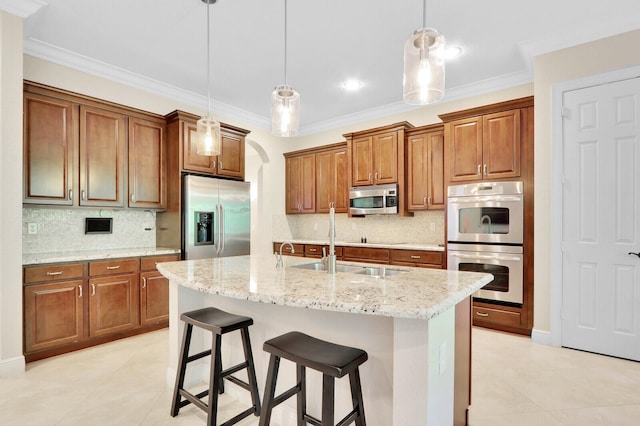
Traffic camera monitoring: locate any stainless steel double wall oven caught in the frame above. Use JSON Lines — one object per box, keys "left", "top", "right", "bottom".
{"left": 447, "top": 181, "right": 524, "bottom": 305}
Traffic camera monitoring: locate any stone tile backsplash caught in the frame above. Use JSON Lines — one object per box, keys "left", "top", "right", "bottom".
{"left": 272, "top": 211, "right": 445, "bottom": 245}
{"left": 23, "top": 208, "right": 157, "bottom": 254}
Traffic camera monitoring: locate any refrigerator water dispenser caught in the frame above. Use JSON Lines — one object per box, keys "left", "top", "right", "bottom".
{"left": 195, "top": 211, "right": 214, "bottom": 245}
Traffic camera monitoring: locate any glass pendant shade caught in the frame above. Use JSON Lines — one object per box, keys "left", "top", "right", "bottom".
{"left": 271, "top": 84, "right": 300, "bottom": 137}
{"left": 196, "top": 116, "right": 221, "bottom": 156}
{"left": 403, "top": 28, "right": 445, "bottom": 105}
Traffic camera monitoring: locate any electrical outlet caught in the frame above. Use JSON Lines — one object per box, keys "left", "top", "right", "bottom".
{"left": 28, "top": 223, "right": 38, "bottom": 235}
{"left": 430, "top": 222, "right": 436, "bottom": 231}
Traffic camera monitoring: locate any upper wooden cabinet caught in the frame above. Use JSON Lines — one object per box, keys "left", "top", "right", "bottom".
{"left": 406, "top": 124, "right": 445, "bottom": 211}
{"left": 23, "top": 92, "right": 77, "bottom": 205}
{"left": 128, "top": 117, "right": 166, "bottom": 209}
{"left": 316, "top": 145, "right": 348, "bottom": 213}
{"left": 285, "top": 152, "right": 316, "bottom": 214}
{"left": 350, "top": 130, "right": 400, "bottom": 186}
{"left": 441, "top": 98, "right": 532, "bottom": 184}
{"left": 179, "top": 111, "right": 248, "bottom": 180}
{"left": 79, "top": 105, "right": 126, "bottom": 207}
{"left": 23, "top": 82, "right": 167, "bottom": 209}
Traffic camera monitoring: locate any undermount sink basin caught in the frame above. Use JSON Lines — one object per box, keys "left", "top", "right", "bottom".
{"left": 290, "top": 262, "right": 365, "bottom": 273}
{"left": 353, "top": 267, "right": 408, "bottom": 278}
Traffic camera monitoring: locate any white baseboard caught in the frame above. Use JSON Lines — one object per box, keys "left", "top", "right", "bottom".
{"left": 531, "top": 329, "right": 554, "bottom": 346}
{"left": 0, "top": 355, "right": 25, "bottom": 378}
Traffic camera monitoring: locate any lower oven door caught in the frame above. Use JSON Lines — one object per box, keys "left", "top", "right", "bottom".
{"left": 447, "top": 244, "right": 523, "bottom": 305}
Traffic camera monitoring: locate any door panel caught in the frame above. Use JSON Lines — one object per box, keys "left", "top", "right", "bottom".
{"left": 562, "top": 76, "right": 640, "bottom": 361}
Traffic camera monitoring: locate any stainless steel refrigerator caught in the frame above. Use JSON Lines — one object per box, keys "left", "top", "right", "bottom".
{"left": 182, "top": 175, "right": 250, "bottom": 260}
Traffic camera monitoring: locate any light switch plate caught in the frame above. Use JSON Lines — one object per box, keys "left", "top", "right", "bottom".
{"left": 28, "top": 223, "right": 38, "bottom": 234}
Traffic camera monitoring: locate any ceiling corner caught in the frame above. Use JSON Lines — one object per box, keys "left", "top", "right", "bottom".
{"left": 0, "top": 0, "right": 46, "bottom": 18}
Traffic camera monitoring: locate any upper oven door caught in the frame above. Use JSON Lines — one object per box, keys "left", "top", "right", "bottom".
{"left": 447, "top": 184, "right": 524, "bottom": 245}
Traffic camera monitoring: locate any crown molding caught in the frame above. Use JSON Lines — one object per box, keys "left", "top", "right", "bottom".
{"left": 0, "top": 0, "right": 46, "bottom": 18}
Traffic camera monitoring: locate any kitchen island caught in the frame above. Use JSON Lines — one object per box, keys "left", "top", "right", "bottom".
{"left": 157, "top": 254, "right": 492, "bottom": 425}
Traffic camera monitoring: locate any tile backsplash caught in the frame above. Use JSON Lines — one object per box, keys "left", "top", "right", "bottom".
{"left": 23, "top": 208, "right": 157, "bottom": 254}
{"left": 272, "top": 211, "right": 445, "bottom": 245}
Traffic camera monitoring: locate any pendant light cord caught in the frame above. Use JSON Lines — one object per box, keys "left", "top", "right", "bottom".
{"left": 422, "top": 0, "right": 426, "bottom": 28}
{"left": 283, "top": 0, "right": 288, "bottom": 85}
{"left": 206, "top": 1, "right": 212, "bottom": 117}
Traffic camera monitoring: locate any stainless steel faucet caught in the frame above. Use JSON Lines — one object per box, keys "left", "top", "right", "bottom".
{"left": 325, "top": 209, "right": 337, "bottom": 274}
{"left": 275, "top": 241, "right": 294, "bottom": 269}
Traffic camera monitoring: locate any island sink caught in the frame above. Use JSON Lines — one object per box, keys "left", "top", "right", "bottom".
{"left": 353, "top": 267, "right": 407, "bottom": 278}
{"left": 290, "top": 262, "right": 365, "bottom": 273}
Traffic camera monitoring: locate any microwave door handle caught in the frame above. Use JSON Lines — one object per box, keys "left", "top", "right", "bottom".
{"left": 449, "top": 252, "right": 522, "bottom": 262}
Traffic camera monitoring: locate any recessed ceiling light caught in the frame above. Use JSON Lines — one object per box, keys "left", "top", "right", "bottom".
{"left": 445, "top": 46, "right": 463, "bottom": 60}
{"left": 341, "top": 79, "right": 363, "bottom": 91}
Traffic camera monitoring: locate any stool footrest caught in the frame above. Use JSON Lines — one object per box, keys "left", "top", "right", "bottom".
{"left": 220, "top": 406, "right": 258, "bottom": 426}
{"left": 178, "top": 388, "right": 208, "bottom": 412}
{"left": 226, "top": 375, "right": 251, "bottom": 391}
{"left": 221, "top": 361, "right": 248, "bottom": 378}
{"left": 186, "top": 348, "right": 212, "bottom": 364}
{"left": 272, "top": 383, "right": 302, "bottom": 409}
{"left": 336, "top": 407, "right": 360, "bottom": 426}
{"left": 303, "top": 413, "right": 322, "bottom": 426}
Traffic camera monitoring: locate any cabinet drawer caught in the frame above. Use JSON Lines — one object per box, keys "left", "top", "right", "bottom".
{"left": 273, "top": 242, "right": 305, "bottom": 256}
{"left": 390, "top": 249, "right": 443, "bottom": 267}
{"left": 472, "top": 305, "right": 521, "bottom": 327}
{"left": 24, "top": 263, "right": 84, "bottom": 284}
{"left": 140, "top": 254, "right": 180, "bottom": 271}
{"left": 342, "top": 247, "right": 390, "bottom": 264}
{"left": 89, "top": 258, "right": 138, "bottom": 276}
{"left": 304, "top": 245, "right": 325, "bottom": 258}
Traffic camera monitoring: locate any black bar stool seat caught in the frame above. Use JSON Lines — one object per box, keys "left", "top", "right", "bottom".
{"left": 260, "top": 331, "right": 368, "bottom": 426}
{"left": 171, "top": 307, "right": 261, "bottom": 426}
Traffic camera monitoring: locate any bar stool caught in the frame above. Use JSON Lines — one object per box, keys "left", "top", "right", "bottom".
{"left": 171, "top": 307, "right": 261, "bottom": 426}
{"left": 259, "top": 331, "right": 368, "bottom": 426}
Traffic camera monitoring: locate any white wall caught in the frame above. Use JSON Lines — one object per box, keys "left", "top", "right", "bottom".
{"left": 0, "top": 11, "right": 25, "bottom": 377}
{"left": 533, "top": 29, "right": 640, "bottom": 334}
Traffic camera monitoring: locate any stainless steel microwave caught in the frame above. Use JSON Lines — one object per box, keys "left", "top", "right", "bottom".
{"left": 349, "top": 184, "right": 398, "bottom": 215}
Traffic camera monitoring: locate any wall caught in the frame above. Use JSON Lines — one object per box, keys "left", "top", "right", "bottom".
{"left": 0, "top": 11, "right": 25, "bottom": 377}
{"left": 533, "top": 29, "right": 640, "bottom": 335}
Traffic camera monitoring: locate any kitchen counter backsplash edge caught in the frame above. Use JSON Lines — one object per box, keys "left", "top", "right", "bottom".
{"left": 273, "top": 239, "right": 445, "bottom": 252}
{"left": 22, "top": 247, "right": 181, "bottom": 266}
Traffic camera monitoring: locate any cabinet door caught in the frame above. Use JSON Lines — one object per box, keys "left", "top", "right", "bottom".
{"left": 216, "top": 131, "right": 245, "bottom": 179}
{"left": 373, "top": 131, "right": 398, "bottom": 184}
{"left": 24, "top": 280, "right": 84, "bottom": 352}
{"left": 427, "top": 130, "right": 445, "bottom": 209}
{"left": 352, "top": 136, "right": 373, "bottom": 186}
{"left": 286, "top": 156, "right": 302, "bottom": 214}
{"left": 182, "top": 120, "right": 217, "bottom": 174}
{"left": 316, "top": 151, "right": 332, "bottom": 213}
{"left": 79, "top": 105, "right": 126, "bottom": 207}
{"left": 482, "top": 110, "right": 521, "bottom": 179}
{"left": 128, "top": 117, "right": 166, "bottom": 208}
{"left": 407, "top": 134, "right": 429, "bottom": 211}
{"left": 140, "top": 271, "right": 169, "bottom": 326}
{"left": 332, "top": 148, "right": 349, "bottom": 213}
{"left": 89, "top": 274, "right": 139, "bottom": 337}
{"left": 447, "top": 117, "right": 483, "bottom": 182}
{"left": 286, "top": 154, "right": 315, "bottom": 214}
{"left": 23, "top": 92, "right": 77, "bottom": 205}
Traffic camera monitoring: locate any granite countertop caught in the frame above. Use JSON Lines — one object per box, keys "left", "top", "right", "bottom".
{"left": 157, "top": 255, "right": 491, "bottom": 320}
{"left": 274, "top": 239, "right": 445, "bottom": 252}
{"left": 22, "top": 247, "right": 181, "bottom": 266}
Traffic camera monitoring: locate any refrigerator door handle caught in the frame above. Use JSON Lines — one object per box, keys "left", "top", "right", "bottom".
{"left": 218, "top": 204, "right": 225, "bottom": 255}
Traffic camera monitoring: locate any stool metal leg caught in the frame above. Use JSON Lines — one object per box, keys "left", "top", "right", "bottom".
{"left": 240, "top": 327, "right": 261, "bottom": 415}
{"left": 321, "top": 374, "right": 335, "bottom": 426}
{"left": 296, "top": 364, "right": 306, "bottom": 426}
{"left": 207, "top": 333, "right": 222, "bottom": 426}
{"left": 349, "top": 367, "right": 366, "bottom": 426}
{"left": 171, "top": 322, "right": 193, "bottom": 417}
{"left": 259, "top": 354, "right": 281, "bottom": 426}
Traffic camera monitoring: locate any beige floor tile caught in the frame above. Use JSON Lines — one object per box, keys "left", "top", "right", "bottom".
{"left": 549, "top": 405, "right": 640, "bottom": 425}
{"left": 470, "top": 410, "right": 566, "bottom": 426}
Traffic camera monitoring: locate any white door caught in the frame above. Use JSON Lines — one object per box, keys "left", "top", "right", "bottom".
{"left": 562, "top": 76, "right": 640, "bottom": 361}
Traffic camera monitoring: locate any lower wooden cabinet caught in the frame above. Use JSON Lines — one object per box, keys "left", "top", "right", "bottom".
{"left": 472, "top": 301, "right": 522, "bottom": 328}
{"left": 23, "top": 253, "right": 179, "bottom": 362}
{"left": 390, "top": 249, "right": 443, "bottom": 269}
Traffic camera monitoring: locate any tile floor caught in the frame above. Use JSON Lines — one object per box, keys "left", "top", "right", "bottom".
{"left": 1, "top": 327, "right": 639, "bottom": 425}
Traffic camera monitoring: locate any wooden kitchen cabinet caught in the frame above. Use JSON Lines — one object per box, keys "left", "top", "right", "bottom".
{"left": 88, "top": 259, "right": 139, "bottom": 337}
{"left": 23, "top": 262, "right": 85, "bottom": 353}
{"left": 23, "top": 92, "right": 77, "bottom": 205}
{"left": 139, "top": 254, "right": 179, "bottom": 326}
{"left": 390, "top": 249, "right": 443, "bottom": 269}
{"left": 128, "top": 117, "right": 166, "bottom": 209}
{"left": 442, "top": 100, "right": 529, "bottom": 184}
{"left": 285, "top": 153, "right": 316, "bottom": 214}
{"left": 350, "top": 131, "right": 398, "bottom": 186}
{"left": 316, "top": 144, "right": 348, "bottom": 213}
{"left": 342, "top": 246, "right": 390, "bottom": 264}
{"left": 272, "top": 242, "right": 305, "bottom": 256}
{"left": 407, "top": 124, "right": 445, "bottom": 211}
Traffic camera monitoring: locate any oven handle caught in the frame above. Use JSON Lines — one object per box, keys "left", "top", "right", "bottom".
{"left": 448, "top": 251, "right": 522, "bottom": 262}
{"left": 447, "top": 195, "right": 523, "bottom": 203}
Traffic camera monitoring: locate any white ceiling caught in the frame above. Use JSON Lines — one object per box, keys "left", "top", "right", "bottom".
{"left": 15, "top": 0, "right": 640, "bottom": 135}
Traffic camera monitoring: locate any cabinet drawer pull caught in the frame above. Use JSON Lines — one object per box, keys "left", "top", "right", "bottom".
{"left": 106, "top": 265, "right": 121, "bottom": 270}
{"left": 219, "top": 160, "right": 223, "bottom": 170}
{"left": 483, "top": 164, "right": 487, "bottom": 176}
{"left": 91, "top": 283, "right": 96, "bottom": 296}
{"left": 309, "top": 248, "right": 316, "bottom": 252}
{"left": 142, "top": 277, "right": 147, "bottom": 288}
{"left": 410, "top": 255, "right": 421, "bottom": 259}
{"left": 78, "top": 285, "right": 83, "bottom": 298}
{"left": 46, "top": 271, "right": 64, "bottom": 276}
{"left": 476, "top": 311, "right": 489, "bottom": 317}
{"left": 130, "top": 193, "right": 136, "bottom": 203}
{"left": 81, "top": 190, "right": 86, "bottom": 201}
{"left": 477, "top": 164, "right": 481, "bottom": 176}
{"left": 427, "top": 196, "right": 432, "bottom": 206}
{"left": 368, "top": 173, "right": 372, "bottom": 182}
{"left": 69, "top": 189, "right": 73, "bottom": 201}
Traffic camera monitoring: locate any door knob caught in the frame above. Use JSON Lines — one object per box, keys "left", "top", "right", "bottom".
{"left": 628, "top": 252, "right": 640, "bottom": 258}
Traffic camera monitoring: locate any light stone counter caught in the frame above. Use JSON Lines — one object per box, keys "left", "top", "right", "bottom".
{"left": 159, "top": 255, "right": 491, "bottom": 425}
{"left": 22, "top": 247, "right": 181, "bottom": 265}
{"left": 273, "top": 239, "right": 445, "bottom": 251}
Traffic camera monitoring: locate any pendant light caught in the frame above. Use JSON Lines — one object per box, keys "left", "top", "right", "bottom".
{"left": 197, "top": 0, "right": 221, "bottom": 156}
{"left": 403, "top": 0, "right": 445, "bottom": 105}
{"left": 271, "top": 0, "right": 300, "bottom": 137}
